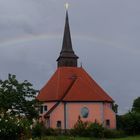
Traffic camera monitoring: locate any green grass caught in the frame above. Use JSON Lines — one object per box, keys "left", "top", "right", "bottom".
{"left": 108, "top": 135, "right": 140, "bottom": 140}
{"left": 31, "top": 135, "right": 140, "bottom": 140}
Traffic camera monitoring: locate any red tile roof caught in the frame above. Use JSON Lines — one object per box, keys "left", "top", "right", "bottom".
{"left": 37, "top": 67, "right": 113, "bottom": 102}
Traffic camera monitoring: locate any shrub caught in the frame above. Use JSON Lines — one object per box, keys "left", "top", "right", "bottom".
{"left": 87, "top": 122, "right": 104, "bottom": 138}
{"left": 0, "top": 115, "right": 31, "bottom": 140}
{"left": 0, "top": 116, "right": 20, "bottom": 140}
{"left": 71, "top": 116, "right": 126, "bottom": 138}
{"left": 31, "top": 122, "right": 57, "bottom": 138}
{"left": 44, "top": 128, "right": 55, "bottom": 136}
{"left": 71, "top": 116, "right": 89, "bottom": 137}
{"left": 31, "top": 122, "right": 45, "bottom": 138}
{"left": 104, "top": 129, "right": 126, "bottom": 138}
{"left": 71, "top": 116, "right": 105, "bottom": 138}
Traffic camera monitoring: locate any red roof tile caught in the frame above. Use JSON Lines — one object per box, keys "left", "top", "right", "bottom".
{"left": 37, "top": 67, "right": 113, "bottom": 102}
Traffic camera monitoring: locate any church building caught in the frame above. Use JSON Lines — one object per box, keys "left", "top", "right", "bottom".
{"left": 37, "top": 10, "right": 116, "bottom": 129}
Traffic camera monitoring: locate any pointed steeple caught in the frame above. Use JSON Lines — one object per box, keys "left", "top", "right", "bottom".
{"left": 57, "top": 9, "right": 79, "bottom": 67}
{"left": 61, "top": 11, "right": 73, "bottom": 52}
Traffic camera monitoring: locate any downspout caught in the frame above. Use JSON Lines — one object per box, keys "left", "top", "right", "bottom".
{"left": 64, "top": 102, "right": 67, "bottom": 130}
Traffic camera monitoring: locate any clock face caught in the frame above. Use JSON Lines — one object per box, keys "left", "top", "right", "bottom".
{"left": 81, "top": 107, "right": 89, "bottom": 118}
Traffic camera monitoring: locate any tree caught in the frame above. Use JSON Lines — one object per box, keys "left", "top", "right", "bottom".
{"left": 0, "top": 74, "right": 39, "bottom": 119}
{"left": 117, "top": 97, "right": 140, "bottom": 135}
{"left": 119, "top": 112, "right": 140, "bottom": 135}
{"left": 132, "top": 96, "right": 140, "bottom": 113}
{"left": 112, "top": 103, "right": 118, "bottom": 114}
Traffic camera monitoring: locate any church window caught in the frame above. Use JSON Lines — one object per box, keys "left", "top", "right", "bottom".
{"left": 81, "top": 107, "right": 89, "bottom": 118}
{"left": 40, "top": 106, "right": 43, "bottom": 114}
{"left": 56, "top": 121, "right": 61, "bottom": 128}
{"left": 44, "top": 105, "right": 47, "bottom": 111}
{"left": 106, "top": 119, "right": 110, "bottom": 127}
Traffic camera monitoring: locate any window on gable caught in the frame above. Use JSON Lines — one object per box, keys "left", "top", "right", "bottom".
{"left": 56, "top": 121, "right": 61, "bottom": 128}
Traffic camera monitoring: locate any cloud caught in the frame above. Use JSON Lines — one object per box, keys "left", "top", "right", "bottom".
{"left": 0, "top": 0, "right": 140, "bottom": 114}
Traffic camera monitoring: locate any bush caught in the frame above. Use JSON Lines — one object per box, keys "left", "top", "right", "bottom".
{"left": 0, "top": 117, "right": 20, "bottom": 140}
{"left": 104, "top": 129, "right": 126, "bottom": 138}
{"left": 32, "top": 122, "right": 45, "bottom": 138}
{"left": 87, "top": 122, "right": 104, "bottom": 138}
{"left": 44, "top": 128, "right": 55, "bottom": 136}
{"left": 0, "top": 115, "right": 31, "bottom": 140}
{"left": 70, "top": 116, "right": 104, "bottom": 138}
{"left": 71, "top": 116, "right": 89, "bottom": 137}
{"left": 70, "top": 116, "right": 126, "bottom": 138}
{"left": 31, "top": 122, "right": 57, "bottom": 138}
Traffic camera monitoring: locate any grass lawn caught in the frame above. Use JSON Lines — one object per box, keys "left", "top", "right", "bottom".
{"left": 108, "top": 135, "right": 140, "bottom": 140}
{"left": 31, "top": 135, "right": 140, "bottom": 140}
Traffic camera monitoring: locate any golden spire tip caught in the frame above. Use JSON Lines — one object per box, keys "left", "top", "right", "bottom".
{"left": 65, "top": 2, "right": 69, "bottom": 10}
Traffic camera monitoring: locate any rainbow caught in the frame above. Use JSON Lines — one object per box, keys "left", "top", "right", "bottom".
{"left": 0, "top": 33, "right": 125, "bottom": 50}
{"left": 0, "top": 33, "right": 61, "bottom": 47}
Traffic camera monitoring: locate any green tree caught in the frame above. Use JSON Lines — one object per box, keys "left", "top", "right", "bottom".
{"left": 112, "top": 103, "right": 118, "bottom": 114}
{"left": 122, "top": 112, "right": 140, "bottom": 135}
{"left": 132, "top": 96, "right": 140, "bottom": 113}
{"left": 116, "top": 97, "right": 140, "bottom": 136}
{"left": 0, "top": 74, "right": 39, "bottom": 119}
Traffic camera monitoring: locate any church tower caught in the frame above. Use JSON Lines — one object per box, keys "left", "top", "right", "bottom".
{"left": 57, "top": 10, "right": 79, "bottom": 67}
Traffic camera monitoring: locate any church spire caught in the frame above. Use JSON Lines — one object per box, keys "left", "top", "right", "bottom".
{"left": 61, "top": 10, "right": 73, "bottom": 52}
{"left": 57, "top": 7, "right": 79, "bottom": 67}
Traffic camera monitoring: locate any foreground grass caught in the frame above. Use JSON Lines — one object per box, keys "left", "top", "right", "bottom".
{"left": 109, "top": 135, "right": 140, "bottom": 140}
{"left": 31, "top": 135, "right": 140, "bottom": 140}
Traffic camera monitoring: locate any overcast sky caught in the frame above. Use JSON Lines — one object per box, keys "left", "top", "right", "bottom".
{"left": 0, "top": 0, "right": 140, "bottom": 114}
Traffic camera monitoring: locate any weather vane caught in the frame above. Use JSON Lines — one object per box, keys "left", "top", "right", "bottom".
{"left": 65, "top": 2, "right": 69, "bottom": 10}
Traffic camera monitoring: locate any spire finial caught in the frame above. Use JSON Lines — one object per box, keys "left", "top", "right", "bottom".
{"left": 65, "top": 2, "right": 69, "bottom": 10}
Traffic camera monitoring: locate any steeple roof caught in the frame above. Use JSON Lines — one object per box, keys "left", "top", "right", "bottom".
{"left": 61, "top": 11, "right": 73, "bottom": 52}
{"left": 57, "top": 10, "right": 78, "bottom": 67}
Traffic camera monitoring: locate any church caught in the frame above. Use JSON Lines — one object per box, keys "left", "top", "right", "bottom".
{"left": 37, "top": 9, "right": 116, "bottom": 129}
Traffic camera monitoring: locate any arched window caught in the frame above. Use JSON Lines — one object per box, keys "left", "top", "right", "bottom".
{"left": 106, "top": 119, "right": 110, "bottom": 128}
{"left": 56, "top": 121, "right": 61, "bottom": 128}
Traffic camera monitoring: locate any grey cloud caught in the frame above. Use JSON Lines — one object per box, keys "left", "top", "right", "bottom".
{"left": 0, "top": 0, "right": 140, "bottom": 114}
